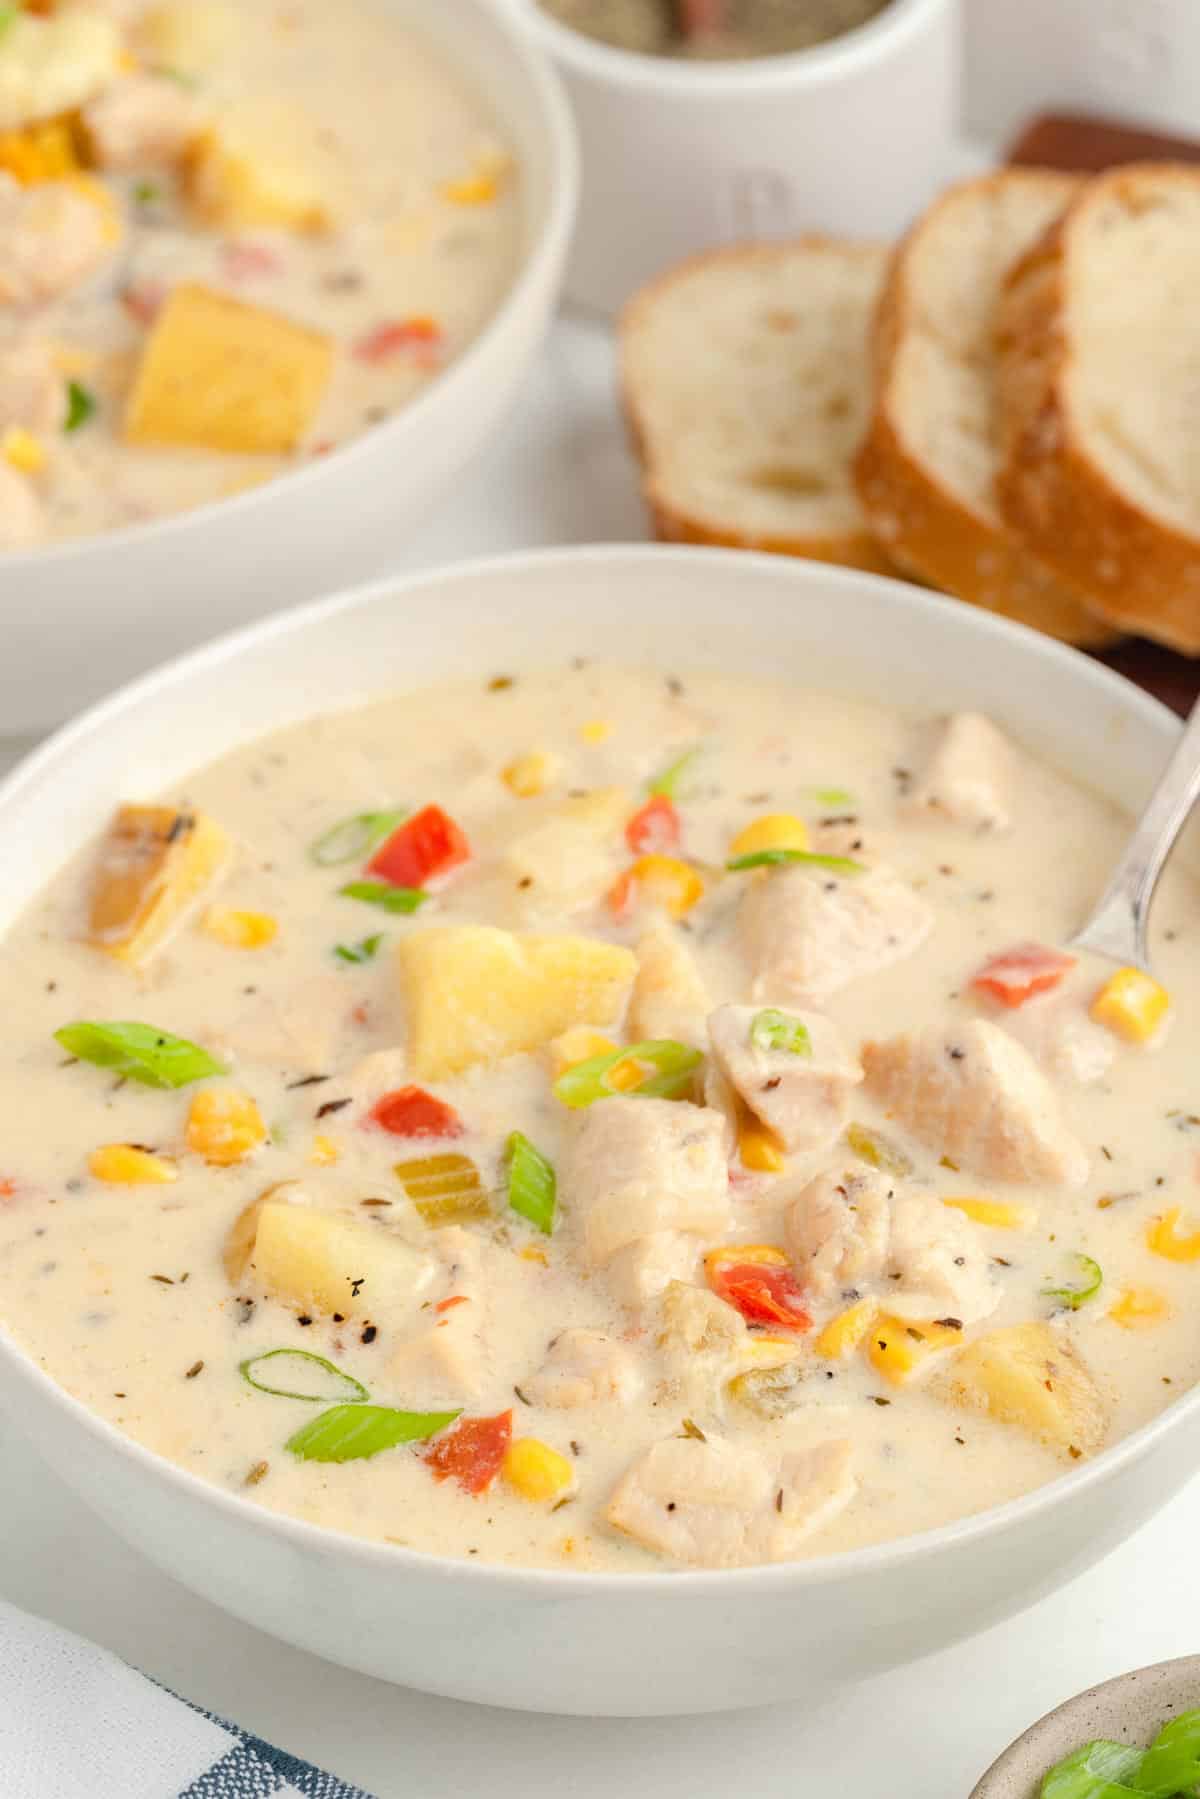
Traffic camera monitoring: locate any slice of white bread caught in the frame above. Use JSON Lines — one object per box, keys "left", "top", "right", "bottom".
{"left": 620, "top": 239, "right": 894, "bottom": 572}
{"left": 853, "top": 171, "right": 1113, "bottom": 646}
{"left": 996, "top": 163, "right": 1200, "bottom": 654}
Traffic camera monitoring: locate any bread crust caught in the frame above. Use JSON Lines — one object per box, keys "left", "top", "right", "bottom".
{"left": 995, "top": 164, "right": 1200, "bottom": 655}
{"left": 853, "top": 171, "right": 1114, "bottom": 647}
{"left": 620, "top": 238, "right": 897, "bottom": 577}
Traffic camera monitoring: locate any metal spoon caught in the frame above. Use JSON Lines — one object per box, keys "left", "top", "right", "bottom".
{"left": 1070, "top": 694, "right": 1200, "bottom": 971}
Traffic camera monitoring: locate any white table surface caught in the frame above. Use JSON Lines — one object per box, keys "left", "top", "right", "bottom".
{"left": 2, "top": 309, "right": 1197, "bottom": 1799}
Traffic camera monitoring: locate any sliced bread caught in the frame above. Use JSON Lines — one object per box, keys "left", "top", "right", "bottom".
{"left": 620, "top": 239, "right": 894, "bottom": 572}
{"left": 996, "top": 163, "right": 1200, "bottom": 654}
{"left": 853, "top": 170, "right": 1113, "bottom": 646}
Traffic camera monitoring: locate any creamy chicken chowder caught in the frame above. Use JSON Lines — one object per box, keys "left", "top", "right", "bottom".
{"left": 0, "top": 664, "right": 1196, "bottom": 1573}
{"left": 0, "top": 0, "right": 520, "bottom": 547}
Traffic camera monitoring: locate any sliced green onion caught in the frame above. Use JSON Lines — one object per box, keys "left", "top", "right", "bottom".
{"left": 338, "top": 880, "right": 428, "bottom": 915}
{"left": 1042, "top": 1252, "right": 1102, "bottom": 1311}
{"left": 1132, "top": 1708, "right": 1200, "bottom": 1796}
{"left": 286, "top": 1404, "right": 459, "bottom": 1463}
{"left": 64, "top": 381, "right": 96, "bottom": 433}
{"left": 647, "top": 746, "right": 701, "bottom": 801}
{"left": 845, "top": 1122, "right": 913, "bottom": 1178}
{"left": 1041, "top": 1739, "right": 1145, "bottom": 1799}
{"left": 333, "top": 933, "right": 382, "bottom": 965}
{"left": 309, "top": 808, "right": 406, "bottom": 868}
{"left": 54, "top": 1020, "right": 226, "bottom": 1089}
{"left": 553, "top": 1039, "right": 702, "bottom": 1109}
{"left": 506, "top": 1131, "right": 557, "bottom": 1235}
{"left": 240, "top": 1349, "right": 369, "bottom": 1404}
{"left": 750, "top": 1008, "right": 812, "bottom": 1057}
{"left": 132, "top": 179, "right": 162, "bottom": 207}
{"left": 726, "top": 849, "right": 865, "bottom": 874}
{"left": 814, "top": 787, "right": 855, "bottom": 808}
{"left": 155, "top": 62, "right": 201, "bottom": 89}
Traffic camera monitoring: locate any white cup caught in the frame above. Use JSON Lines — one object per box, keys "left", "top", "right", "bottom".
{"left": 507, "top": 0, "right": 960, "bottom": 316}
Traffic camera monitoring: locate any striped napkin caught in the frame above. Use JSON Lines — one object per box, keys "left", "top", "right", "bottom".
{"left": 0, "top": 1597, "right": 376, "bottom": 1799}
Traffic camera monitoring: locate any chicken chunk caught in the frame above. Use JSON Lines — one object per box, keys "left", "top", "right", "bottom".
{"left": 0, "top": 175, "right": 117, "bottom": 307}
{"left": 0, "top": 341, "right": 66, "bottom": 436}
{"left": 628, "top": 925, "right": 709, "bottom": 1048}
{"left": 786, "top": 1167, "right": 892, "bottom": 1302}
{"left": 707, "top": 1003, "right": 863, "bottom": 1156}
{"left": 904, "top": 712, "right": 1015, "bottom": 833}
{"left": 522, "top": 1328, "right": 643, "bottom": 1409}
{"left": 740, "top": 862, "right": 933, "bottom": 1005}
{"left": 0, "top": 459, "right": 42, "bottom": 548}
{"left": 885, "top": 1193, "right": 998, "bottom": 1325}
{"left": 217, "top": 973, "right": 348, "bottom": 1075}
{"left": 606, "top": 1434, "right": 856, "bottom": 1568}
{"left": 862, "top": 1020, "right": 1088, "bottom": 1187}
{"left": 605, "top": 1231, "right": 700, "bottom": 1307}
{"left": 563, "top": 1097, "right": 730, "bottom": 1269}
{"left": 387, "top": 1228, "right": 489, "bottom": 1402}
{"left": 82, "top": 73, "right": 203, "bottom": 168}
{"left": 1005, "top": 1003, "right": 1116, "bottom": 1089}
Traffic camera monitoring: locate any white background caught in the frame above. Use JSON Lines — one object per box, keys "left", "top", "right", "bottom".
{"left": 2, "top": 314, "right": 1198, "bottom": 1799}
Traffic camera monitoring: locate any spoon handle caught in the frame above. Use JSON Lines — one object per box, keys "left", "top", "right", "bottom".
{"left": 1071, "top": 694, "right": 1200, "bottom": 970}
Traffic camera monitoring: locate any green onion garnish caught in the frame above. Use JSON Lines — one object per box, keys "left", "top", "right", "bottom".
{"left": 132, "top": 180, "right": 162, "bottom": 207}
{"left": 338, "top": 880, "right": 427, "bottom": 915}
{"left": 750, "top": 1008, "right": 812, "bottom": 1057}
{"left": 310, "top": 808, "right": 406, "bottom": 867}
{"left": 54, "top": 1020, "right": 226, "bottom": 1089}
{"left": 0, "top": 6, "right": 18, "bottom": 42}
{"left": 647, "top": 746, "right": 701, "bottom": 801}
{"left": 333, "top": 934, "right": 382, "bottom": 965}
{"left": 286, "top": 1404, "right": 459, "bottom": 1463}
{"left": 726, "top": 849, "right": 865, "bottom": 874}
{"left": 1132, "top": 1708, "right": 1200, "bottom": 1796}
{"left": 1040, "top": 1708, "right": 1200, "bottom": 1797}
{"left": 506, "top": 1131, "right": 557, "bottom": 1235}
{"left": 1042, "top": 1253, "right": 1102, "bottom": 1312}
{"left": 814, "top": 787, "right": 855, "bottom": 808}
{"left": 240, "top": 1349, "right": 369, "bottom": 1404}
{"left": 155, "top": 63, "right": 201, "bottom": 89}
{"left": 1041, "top": 1739, "right": 1145, "bottom": 1798}
{"left": 553, "top": 1038, "right": 702, "bottom": 1109}
{"left": 64, "top": 381, "right": 96, "bottom": 433}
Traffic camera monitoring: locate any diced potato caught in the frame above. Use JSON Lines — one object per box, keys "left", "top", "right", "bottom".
{"left": 502, "top": 750, "right": 560, "bottom": 798}
{"left": 1109, "top": 1287, "right": 1172, "bottom": 1331}
{"left": 124, "top": 283, "right": 333, "bottom": 454}
{"left": 201, "top": 905, "right": 277, "bottom": 949}
{"left": 137, "top": 2, "right": 239, "bottom": 74}
{"left": 184, "top": 97, "right": 345, "bottom": 232}
{"left": 88, "top": 802, "right": 228, "bottom": 966}
{"left": 89, "top": 1143, "right": 177, "bottom": 1184}
{"left": 942, "top": 1197, "right": 1036, "bottom": 1230}
{"left": 867, "top": 1314, "right": 962, "bottom": 1386}
{"left": 502, "top": 786, "right": 629, "bottom": 912}
{"left": 1146, "top": 1208, "right": 1200, "bottom": 1263}
{"left": 247, "top": 1199, "right": 433, "bottom": 1318}
{"left": 396, "top": 925, "right": 636, "bottom": 1080}
{"left": 185, "top": 1087, "right": 266, "bottom": 1166}
{"left": 729, "top": 813, "right": 809, "bottom": 859}
{"left": 223, "top": 1180, "right": 305, "bottom": 1284}
{"left": 815, "top": 1297, "right": 877, "bottom": 1360}
{"left": 935, "top": 1321, "right": 1108, "bottom": 1456}
{"left": 1090, "top": 967, "right": 1169, "bottom": 1044}
{"left": 502, "top": 1438, "right": 575, "bottom": 1502}
{"left": 0, "top": 12, "right": 121, "bottom": 133}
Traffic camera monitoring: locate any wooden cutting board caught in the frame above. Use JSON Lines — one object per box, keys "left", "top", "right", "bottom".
{"left": 1006, "top": 113, "right": 1200, "bottom": 717}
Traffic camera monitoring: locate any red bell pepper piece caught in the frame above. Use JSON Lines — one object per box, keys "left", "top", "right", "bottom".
{"left": 353, "top": 317, "right": 443, "bottom": 363}
{"left": 709, "top": 1261, "right": 811, "bottom": 1331}
{"left": 971, "top": 943, "right": 1076, "bottom": 1008}
{"left": 370, "top": 1086, "right": 463, "bottom": 1139}
{"left": 367, "top": 805, "right": 470, "bottom": 889}
{"left": 625, "top": 794, "right": 680, "bottom": 856}
{"left": 223, "top": 241, "right": 282, "bottom": 282}
{"left": 425, "top": 1410, "right": 512, "bottom": 1495}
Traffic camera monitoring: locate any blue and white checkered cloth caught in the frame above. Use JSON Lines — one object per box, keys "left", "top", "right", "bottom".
{"left": 0, "top": 1597, "right": 376, "bottom": 1799}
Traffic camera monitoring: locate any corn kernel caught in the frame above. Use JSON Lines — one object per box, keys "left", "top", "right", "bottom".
{"left": 49, "top": 341, "right": 101, "bottom": 377}
{"left": 1090, "top": 966, "right": 1169, "bottom": 1043}
{"left": 611, "top": 854, "right": 704, "bottom": 921}
{"left": 89, "top": 1143, "right": 178, "bottom": 1185}
{"left": 579, "top": 719, "right": 611, "bottom": 744}
{"left": 942, "top": 1197, "right": 1036, "bottom": 1230}
{"left": 308, "top": 1134, "right": 339, "bottom": 1167}
{"left": 1147, "top": 1207, "right": 1200, "bottom": 1263}
{"left": 502, "top": 1437, "right": 575, "bottom": 1502}
{"left": 518, "top": 1244, "right": 548, "bottom": 1265}
{"left": 1109, "top": 1286, "right": 1172, "bottom": 1330}
{"left": 502, "top": 749, "right": 560, "bottom": 798}
{"left": 1, "top": 428, "right": 45, "bottom": 475}
{"left": 549, "top": 1027, "right": 619, "bottom": 1078}
{"left": 729, "top": 812, "right": 809, "bottom": 859}
{"left": 738, "top": 1108, "right": 786, "bottom": 1173}
{"left": 443, "top": 171, "right": 499, "bottom": 206}
{"left": 201, "top": 906, "right": 278, "bottom": 950}
{"left": 185, "top": 1088, "right": 267, "bottom": 1166}
{"left": 815, "top": 1297, "right": 878, "bottom": 1360}
{"left": 704, "top": 1243, "right": 788, "bottom": 1280}
{"left": 867, "top": 1314, "right": 961, "bottom": 1386}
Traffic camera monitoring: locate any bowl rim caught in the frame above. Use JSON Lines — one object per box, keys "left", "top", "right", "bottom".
{"left": 0, "top": 541, "right": 1191, "bottom": 1597}
{"left": 506, "top": 0, "right": 951, "bottom": 95}
{"left": 0, "top": 0, "right": 579, "bottom": 572}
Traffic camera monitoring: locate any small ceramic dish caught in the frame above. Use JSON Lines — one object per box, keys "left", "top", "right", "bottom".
{"left": 971, "top": 1657, "right": 1200, "bottom": 1798}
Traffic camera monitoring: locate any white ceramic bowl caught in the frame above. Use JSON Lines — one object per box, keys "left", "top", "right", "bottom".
{"left": 506, "top": 0, "right": 959, "bottom": 315}
{"left": 0, "top": 0, "right": 577, "bottom": 737}
{"left": 1, "top": 546, "right": 1197, "bottom": 1718}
